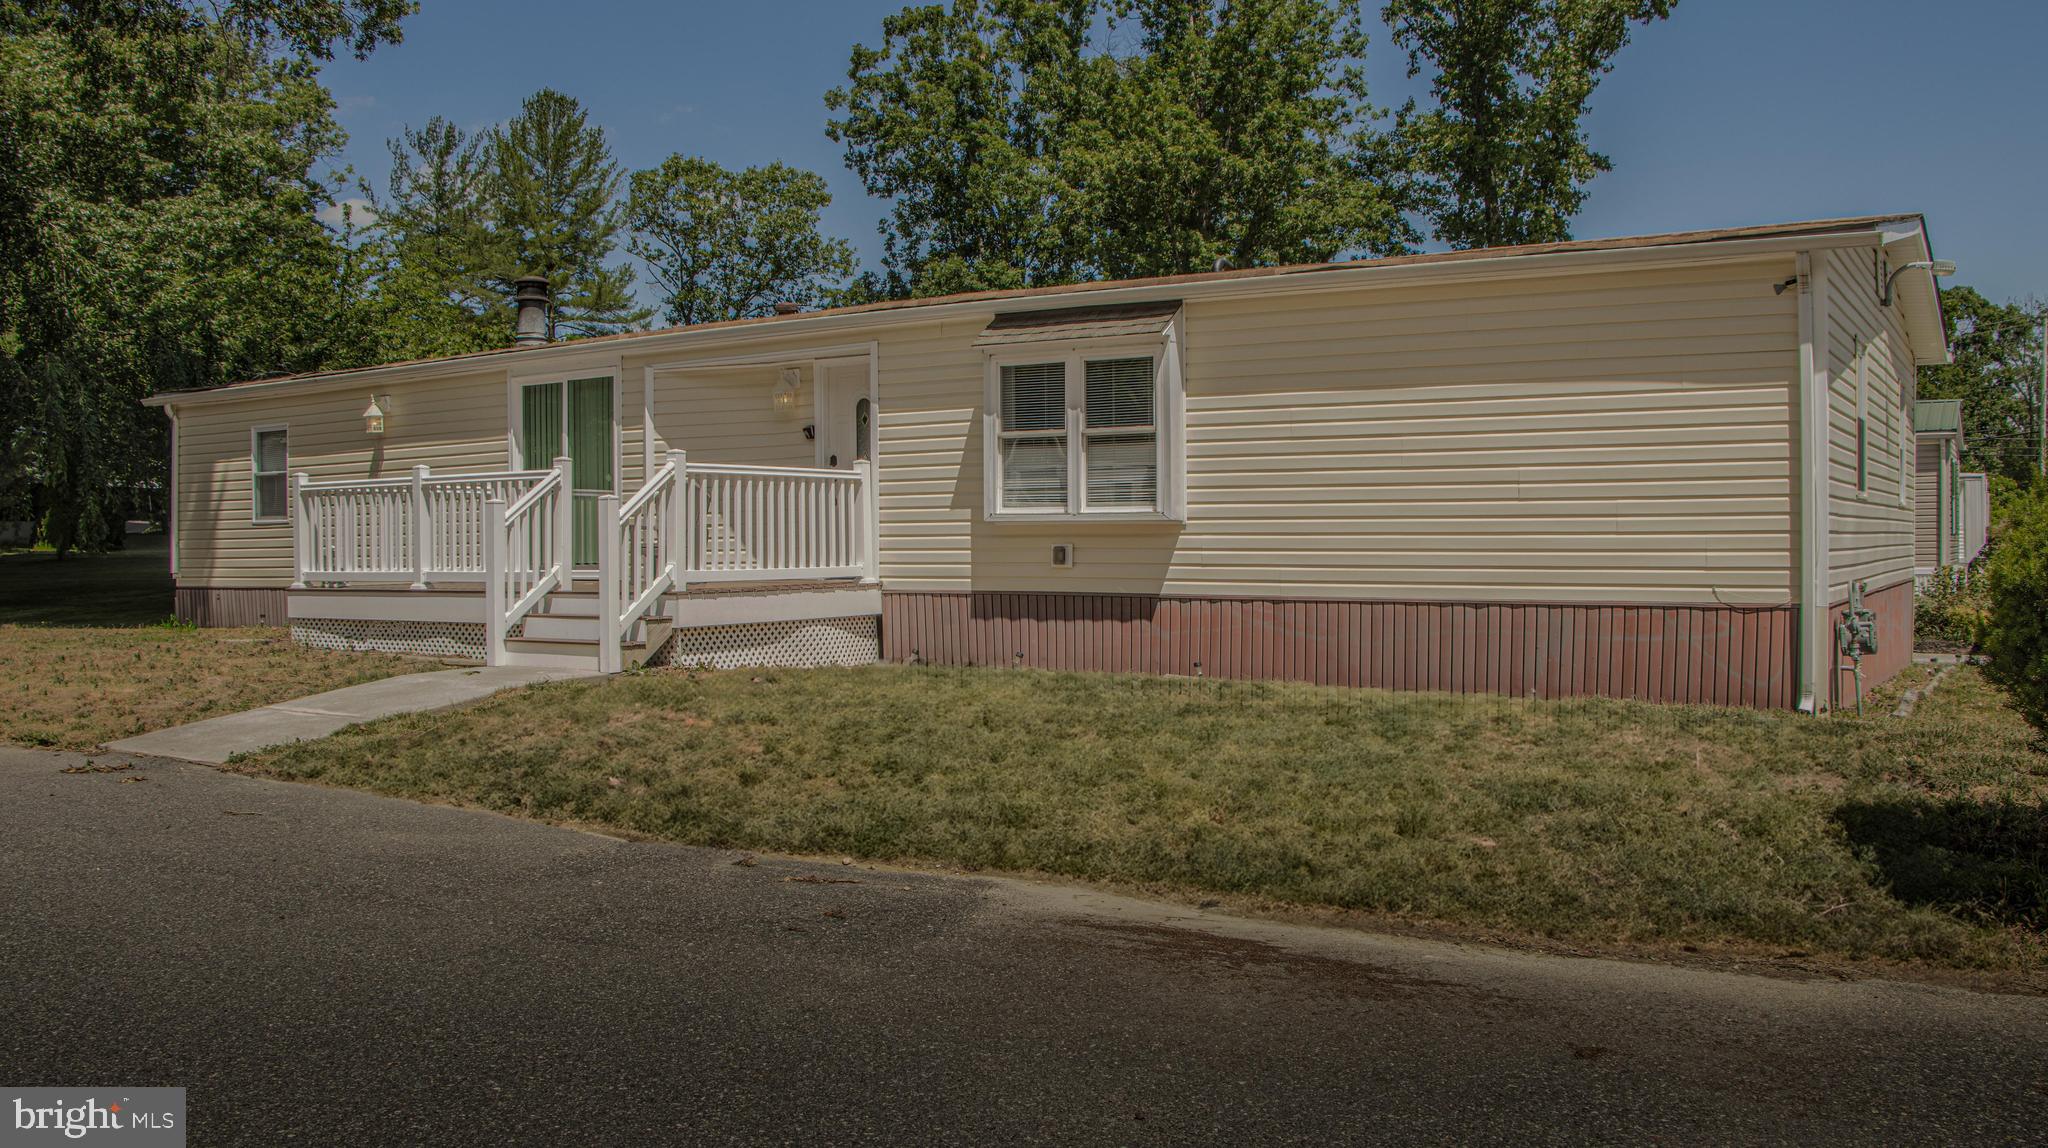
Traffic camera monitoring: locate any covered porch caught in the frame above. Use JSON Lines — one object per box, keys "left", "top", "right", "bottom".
{"left": 285, "top": 453, "right": 880, "bottom": 672}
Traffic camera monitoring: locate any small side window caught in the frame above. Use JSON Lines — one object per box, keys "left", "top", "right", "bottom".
{"left": 252, "top": 427, "right": 288, "bottom": 521}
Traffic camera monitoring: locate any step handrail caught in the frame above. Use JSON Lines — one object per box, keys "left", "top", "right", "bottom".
{"left": 482, "top": 456, "right": 574, "bottom": 665}
{"left": 684, "top": 461, "right": 858, "bottom": 480}
{"left": 598, "top": 450, "right": 687, "bottom": 673}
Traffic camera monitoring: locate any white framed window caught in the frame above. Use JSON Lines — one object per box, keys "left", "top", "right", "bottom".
{"left": 251, "top": 425, "right": 288, "bottom": 522}
{"left": 982, "top": 336, "right": 1183, "bottom": 521}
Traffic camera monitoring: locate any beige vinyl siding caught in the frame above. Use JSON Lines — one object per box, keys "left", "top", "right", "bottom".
{"left": 881, "top": 259, "right": 1800, "bottom": 605}
{"left": 170, "top": 255, "right": 1810, "bottom": 607}
{"left": 173, "top": 363, "right": 654, "bottom": 589}
{"left": 1823, "top": 246, "right": 1916, "bottom": 598}
{"left": 643, "top": 361, "right": 816, "bottom": 466}
{"left": 1915, "top": 438, "right": 1943, "bottom": 569}
{"left": 173, "top": 368, "right": 513, "bottom": 588}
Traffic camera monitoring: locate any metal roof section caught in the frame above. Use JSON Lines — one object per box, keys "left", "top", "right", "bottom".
{"left": 972, "top": 300, "right": 1182, "bottom": 347}
{"left": 145, "top": 214, "right": 1950, "bottom": 407}
{"left": 1914, "top": 398, "right": 1963, "bottom": 436}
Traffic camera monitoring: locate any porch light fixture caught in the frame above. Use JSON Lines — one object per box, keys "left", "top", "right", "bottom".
{"left": 362, "top": 394, "right": 390, "bottom": 436}
{"left": 1879, "top": 259, "right": 1955, "bottom": 307}
{"left": 772, "top": 367, "right": 801, "bottom": 414}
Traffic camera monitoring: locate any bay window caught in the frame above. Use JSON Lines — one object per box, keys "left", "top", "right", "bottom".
{"left": 985, "top": 342, "right": 1181, "bottom": 520}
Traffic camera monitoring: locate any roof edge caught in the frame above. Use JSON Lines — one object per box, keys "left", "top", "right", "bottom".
{"left": 146, "top": 214, "right": 1929, "bottom": 408}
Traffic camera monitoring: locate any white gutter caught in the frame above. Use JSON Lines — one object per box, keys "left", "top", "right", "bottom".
{"left": 143, "top": 229, "right": 1888, "bottom": 410}
{"left": 1794, "top": 252, "right": 1833, "bottom": 713}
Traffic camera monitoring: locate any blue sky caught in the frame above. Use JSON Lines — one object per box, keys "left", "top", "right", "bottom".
{"left": 320, "top": 0, "right": 2047, "bottom": 306}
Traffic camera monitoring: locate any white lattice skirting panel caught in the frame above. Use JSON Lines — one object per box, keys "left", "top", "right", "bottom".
{"left": 651, "top": 617, "right": 879, "bottom": 670}
{"left": 292, "top": 619, "right": 487, "bottom": 661}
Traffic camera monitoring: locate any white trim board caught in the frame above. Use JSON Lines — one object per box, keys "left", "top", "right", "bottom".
{"left": 289, "top": 588, "right": 489, "bottom": 624}
{"left": 670, "top": 586, "right": 881, "bottom": 628}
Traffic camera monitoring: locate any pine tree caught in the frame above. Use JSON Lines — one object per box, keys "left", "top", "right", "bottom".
{"left": 485, "top": 89, "right": 649, "bottom": 339}
{"left": 362, "top": 117, "right": 509, "bottom": 360}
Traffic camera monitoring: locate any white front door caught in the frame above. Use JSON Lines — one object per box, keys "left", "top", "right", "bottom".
{"left": 814, "top": 362, "right": 871, "bottom": 471}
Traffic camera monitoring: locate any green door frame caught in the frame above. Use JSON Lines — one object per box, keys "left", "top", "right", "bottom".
{"left": 517, "top": 374, "right": 618, "bottom": 566}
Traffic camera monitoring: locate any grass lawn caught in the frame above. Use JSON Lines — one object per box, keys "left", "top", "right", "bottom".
{"left": 0, "top": 537, "right": 423, "bottom": 750}
{"left": 235, "top": 660, "right": 2048, "bottom": 977}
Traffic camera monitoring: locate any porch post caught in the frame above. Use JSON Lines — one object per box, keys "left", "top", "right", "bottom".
{"left": 552, "top": 455, "right": 574, "bottom": 580}
{"left": 855, "top": 458, "right": 880, "bottom": 584}
{"left": 289, "top": 472, "right": 310, "bottom": 589}
{"left": 483, "top": 498, "right": 508, "bottom": 666}
{"left": 664, "top": 450, "right": 687, "bottom": 593}
{"left": 596, "top": 493, "right": 622, "bottom": 674}
{"left": 409, "top": 464, "right": 430, "bottom": 590}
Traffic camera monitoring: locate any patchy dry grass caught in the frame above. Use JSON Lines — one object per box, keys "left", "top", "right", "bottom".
{"left": 237, "top": 661, "right": 2048, "bottom": 974}
{"left": 0, "top": 537, "right": 421, "bottom": 750}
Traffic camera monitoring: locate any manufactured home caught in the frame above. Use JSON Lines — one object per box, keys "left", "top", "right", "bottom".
{"left": 1960, "top": 471, "right": 1989, "bottom": 566}
{"left": 1914, "top": 398, "right": 1968, "bottom": 577}
{"left": 145, "top": 215, "right": 1952, "bottom": 712}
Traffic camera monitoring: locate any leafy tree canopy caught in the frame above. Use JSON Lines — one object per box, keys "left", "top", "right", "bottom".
{"left": 0, "top": 0, "right": 409, "bottom": 552}
{"left": 1382, "top": 0, "right": 1675, "bottom": 250}
{"left": 625, "top": 156, "right": 861, "bottom": 327}
{"left": 360, "top": 116, "right": 509, "bottom": 361}
{"left": 1919, "top": 286, "right": 2046, "bottom": 486}
{"left": 826, "top": 0, "right": 1415, "bottom": 298}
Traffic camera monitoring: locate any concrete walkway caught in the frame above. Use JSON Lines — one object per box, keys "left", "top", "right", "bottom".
{"left": 104, "top": 664, "right": 601, "bottom": 763}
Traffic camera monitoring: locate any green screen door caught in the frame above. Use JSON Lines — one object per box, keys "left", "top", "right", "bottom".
{"left": 520, "top": 377, "right": 614, "bottom": 566}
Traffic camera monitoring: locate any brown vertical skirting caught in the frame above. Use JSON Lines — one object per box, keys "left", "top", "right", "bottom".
{"left": 882, "top": 591, "right": 1801, "bottom": 709}
{"left": 1828, "top": 578, "right": 1914, "bottom": 709}
{"left": 174, "top": 586, "right": 290, "bottom": 627}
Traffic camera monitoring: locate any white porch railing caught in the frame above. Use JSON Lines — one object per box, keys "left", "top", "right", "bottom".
{"left": 483, "top": 458, "right": 574, "bottom": 665}
{"left": 293, "top": 466, "right": 551, "bottom": 588}
{"left": 684, "top": 461, "right": 873, "bottom": 584}
{"left": 596, "top": 450, "right": 688, "bottom": 673}
{"left": 295, "top": 455, "right": 878, "bottom": 669}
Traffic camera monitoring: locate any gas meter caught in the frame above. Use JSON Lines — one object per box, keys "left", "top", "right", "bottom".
{"left": 1836, "top": 583, "right": 1878, "bottom": 657}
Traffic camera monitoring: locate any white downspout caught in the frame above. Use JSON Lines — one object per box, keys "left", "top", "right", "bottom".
{"left": 164, "top": 403, "right": 179, "bottom": 580}
{"left": 1795, "top": 252, "right": 1833, "bottom": 713}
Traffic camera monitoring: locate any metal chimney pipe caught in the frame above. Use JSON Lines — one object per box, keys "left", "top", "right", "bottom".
{"left": 512, "top": 276, "right": 551, "bottom": 345}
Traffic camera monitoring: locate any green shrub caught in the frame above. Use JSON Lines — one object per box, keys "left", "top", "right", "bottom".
{"left": 1981, "top": 485, "right": 2048, "bottom": 735}
{"left": 1915, "top": 566, "right": 1989, "bottom": 648}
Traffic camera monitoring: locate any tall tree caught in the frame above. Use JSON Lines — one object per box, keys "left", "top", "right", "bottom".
{"left": 485, "top": 89, "right": 648, "bottom": 339}
{"left": 625, "top": 156, "right": 860, "bottom": 327}
{"left": 361, "top": 116, "right": 509, "bottom": 360}
{"left": 1382, "top": 0, "right": 1676, "bottom": 250}
{"left": 1918, "top": 286, "right": 2046, "bottom": 486}
{"left": 826, "top": 0, "right": 1412, "bottom": 298}
{"left": 0, "top": 0, "right": 409, "bottom": 553}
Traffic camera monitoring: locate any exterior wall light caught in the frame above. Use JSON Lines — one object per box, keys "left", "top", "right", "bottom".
{"left": 772, "top": 367, "right": 802, "bottom": 413}
{"left": 363, "top": 394, "right": 389, "bottom": 436}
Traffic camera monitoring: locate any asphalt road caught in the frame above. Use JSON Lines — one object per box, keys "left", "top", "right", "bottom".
{"left": 3, "top": 746, "right": 2043, "bottom": 1146}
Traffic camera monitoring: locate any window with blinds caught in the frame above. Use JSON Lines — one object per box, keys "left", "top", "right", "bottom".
{"left": 252, "top": 427, "right": 288, "bottom": 521}
{"left": 992, "top": 354, "right": 1163, "bottom": 515}
{"left": 998, "top": 361, "right": 1068, "bottom": 509}
{"left": 1083, "top": 357, "right": 1157, "bottom": 508}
